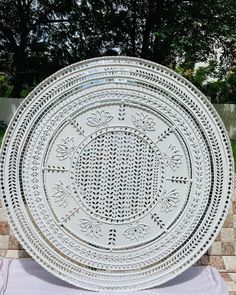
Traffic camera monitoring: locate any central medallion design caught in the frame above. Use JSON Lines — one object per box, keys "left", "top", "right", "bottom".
{"left": 70, "top": 128, "right": 164, "bottom": 223}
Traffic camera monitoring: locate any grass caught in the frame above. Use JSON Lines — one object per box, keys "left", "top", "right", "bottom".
{"left": 0, "top": 129, "right": 4, "bottom": 146}
{"left": 231, "top": 139, "right": 236, "bottom": 172}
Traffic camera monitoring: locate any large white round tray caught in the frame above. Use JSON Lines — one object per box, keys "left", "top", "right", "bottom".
{"left": 0, "top": 57, "right": 234, "bottom": 291}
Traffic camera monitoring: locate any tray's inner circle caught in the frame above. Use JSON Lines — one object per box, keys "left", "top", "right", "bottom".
{"left": 0, "top": 57, "right": 233, "bottom": 291}
{"left": 74, "top": 130, "right": 160, "bottom": 221}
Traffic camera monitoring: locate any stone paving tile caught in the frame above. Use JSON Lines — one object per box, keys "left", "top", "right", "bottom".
{"left": 0, "top": 235, "right": 9, "bottom": 249}
{"left": 221, "top": 272, "right": 236, "bottom": 294}
{"left": 5, "top": 250, "right": 30, "bottom": 258}
{"left": 0, "top": 221, "right": 10, "bottom": 235}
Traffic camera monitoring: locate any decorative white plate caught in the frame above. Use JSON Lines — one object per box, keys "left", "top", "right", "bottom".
{"left": 0, "top": 57, "right": 234, "bottom": 291}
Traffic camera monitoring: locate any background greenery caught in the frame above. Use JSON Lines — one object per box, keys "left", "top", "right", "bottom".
{"left": 231, "top": 139, "right": 236, "bottom": 171}
{"left": 0, "top": 0, "right": 236, "bottom": 102}
{"left": 0, "top": 121, "right": 7, "bottom": 145}
{"left": 0, "top": 0, "right": 235, "bottom": 169}
{"left": 0, "top": 131, "right": 4, "bottom": 146}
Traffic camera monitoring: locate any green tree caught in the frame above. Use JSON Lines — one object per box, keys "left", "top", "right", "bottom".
{"left": 1, "top": 0, "right": 236, "bottom": 97}
{"left": 0, "top": 74, "right": 12, "bottom": 97}
{"left": 0, "top": 0, "right": 77, "bottom": 97}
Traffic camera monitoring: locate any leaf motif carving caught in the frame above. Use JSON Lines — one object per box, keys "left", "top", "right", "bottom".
{"left": 78, "top": 218, "right": 103, "bottom": 238}
{"left": 164, "top": 144, "right": 183, "bottom": 171}
{"left": 52, "top": 181, "right": 72, "bottom": 208}
{"left": 123, "top": 222, "right": 150, "bottom": 241}
{"left": 132, "top": 112, "right": 156, "bottom": 132}
{"left": 56, "top": 137, "right": 76, "bottom": 161}
{"left": 87, "top": 110, "right": 113, "bottom": 128}
{"left": 160, "top": 189, "right": 179, "bottom": 213}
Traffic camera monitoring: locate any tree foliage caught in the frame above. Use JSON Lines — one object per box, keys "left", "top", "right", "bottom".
{"left": 0, "top": 0, "right": 236, "bottom": 100}
{"left": 176, "top": 62, "right": 236, "bottom": 103}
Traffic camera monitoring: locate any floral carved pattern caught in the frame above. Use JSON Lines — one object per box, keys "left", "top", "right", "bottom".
{"left": 132, "top": 113, "right": 156, "bottom": 132}
{"left": 56, "top": 137, "right": 76, "bottom": 161}
{"left": 164, "top": 144, "right": 183, "bottom": 171}
{"left": 123, "top": 222, "right": 150, "bottom": 241}
{"left": 87, "top": 110, "right": 113, "bottom": 128}
{"left": 52, "top": 181, "right": 72, "bottom": 208}
{"left": 160, "top": 189, "right": 179, "bottom": 213}
{"left": 78, "top": 218, "right": 103, "bottom": 238}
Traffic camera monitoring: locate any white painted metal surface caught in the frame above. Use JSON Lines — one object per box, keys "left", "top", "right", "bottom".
{"left": 0, "top": 57, "right": 234, "bottom": 291}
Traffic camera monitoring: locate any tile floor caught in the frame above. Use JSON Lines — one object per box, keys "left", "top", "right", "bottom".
{"left": 0, "top": 177, "right": 235, "bottom": 294}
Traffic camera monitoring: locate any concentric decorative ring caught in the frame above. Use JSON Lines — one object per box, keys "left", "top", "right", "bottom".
{"left": 70, "top": 127, "right": 164, "bottom": 224}
{"left": 0, "top": 57, "right": 234, "bottom": 291}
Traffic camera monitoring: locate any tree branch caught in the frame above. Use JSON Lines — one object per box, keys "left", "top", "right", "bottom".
{"left": 0, "top": 23, "right": 17, "bottom": 50}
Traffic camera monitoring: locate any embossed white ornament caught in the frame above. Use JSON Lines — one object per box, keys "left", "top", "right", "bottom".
{"left": 0, "top": 57, "right": 233, "bottom": 291}
{"left": 123, "top": 222, "right": 150, "bottom": 241}
{"left": 56, "top": 137, "right": 76, "bottom": 160}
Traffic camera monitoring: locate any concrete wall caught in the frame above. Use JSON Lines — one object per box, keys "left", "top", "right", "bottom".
{"left": 0, "top": 97, "right": 23, "bottom": 124}
{"left": 214, "top": 104, "right": 236, "bottom": 140}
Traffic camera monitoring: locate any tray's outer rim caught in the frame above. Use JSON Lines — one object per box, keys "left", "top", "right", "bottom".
{"left": 0, "top": 56, "right": 234, "bottom": 291}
